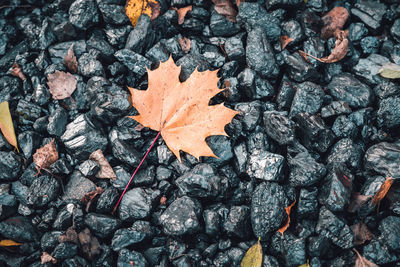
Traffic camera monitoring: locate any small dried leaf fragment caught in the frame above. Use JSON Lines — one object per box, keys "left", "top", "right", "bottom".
{"left": 58, "top": 227, "right": 78, "bottom": 244}
{"left": 47, "top": 70, "right": 77, "bottom": 100}
{"left": 11, "top": 62, "right": 26, "bottom": 81}
{"left": 125, "top": 0, "right": 160, "bottom": 27}
{"left": 178, "top": 37, "right": 191, "bottom": 53}
{"left": 351, "top": 222, "right": 374, "bottom": 246}
{"left": 174, "top": 5, "right": 192, "bottom": 25}
{"left": 348, "top": 193, "right": 371, "bottom": 213}
{"left": 81, "top": 187, "right": 104, "bottom": 212}
{"left": 33, "top": 139, "right": 58, "bottom": 173}
{"left": 212, "top": 0, "right": 238, "bottom": 22}
{"left": 299, "top": 260, "right": 310, "bottom": 267}
{"left": 236, "top": 0, "right": 245, "bottom": 7}
{"left": 353, "top": 248, "right": 378, "bottom": 267}
{"left": 78, "top": 228, "right": 101, "bottom": 260}
{"left": 63, "top": 44, "right": 78, "bottom": 73}
{"left": 277, "top": 200, "right": 296, "bottom": 234}
{"left": 321, "top": 6, "right": 349, "bottom": 39}
{"left": 280, "top": 35, "right": 293, "bottom": 50}
{"left": 240, "top": 238, "right": 262, "bottom": 267}
{"left": 378, "top": 63, "right": 400, "bottom": 79}
{"left": 0, "top": 101, "right": 18, "bottom": 151}
{"left": 298, "top": 30, "right": 348, "bottom": 63}
{"left": 371, "top": 177, "right": 393, "bottom": 207}
{"left": 41, "top": 252, "right": 57, "bottom": 264}
{"left": 0, "top": 240, "right": 22, "bottom": 247}
{"left": 89, "top": 149, "right": 117, "bottom": 180}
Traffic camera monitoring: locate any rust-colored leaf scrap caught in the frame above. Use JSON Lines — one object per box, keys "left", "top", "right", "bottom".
{"left": 89, "top": 149, "right": 117, "bottom": 180}
{"left": 11, "top": 62, "right": 26, "bottom": 81}
{"left": 81, "top": 187, "right": 104, "bottom": 212}
{"left": 0, "top": 240, "right": 22, "bottom": 247}
{"left": 277, "top": 200, "right": 296, "bottom": 235}
{"left": 58, "top": 227, "right": 78, "bottom": 244}
{"left": 127, "top": 56, "right": 238, "bottom": 161}
{"left": 174, "top": 5, "right": 192, "bottom": 25}
{"left": 280, "top": 35, "right": 293, "bottom": 50}
{"left": 351, "top": 222, "right": 374, "bottom": 246}
{"left": 47, "top": 70, "right": 77, "bottom": 100}
{"left": 212, "top": 0, "right": 238, "bottom": 22}
{"left": 178, "top": 37, "right": 191, "bottom": 53}
{"left": 298, "top": 29, "right": 348, "bottom": 63}
{"left": 236, "top": 0, "right": 245, "bottom": 7}
{"left": 353, "top": 248, "right": 378, "bottom": 267}
{"left": 125, "top": 0, "right": 160, "bottom": 27}
{"left": 348, "top": 193, "right": 371, "bottom": 213}
{"left": 371, "top": 177, "right": 393, "bottom": 207}
{"left": 41, "top": 252, "right": 57, "bottom": 264}
{"left": 33, "top": 139, "right": 59, "bottom": 173}
{"left": 321, "top": 6, "right": 349, "bottom": 39}
{"left": 63, "top": 44, "right": 78, "bottom": 73}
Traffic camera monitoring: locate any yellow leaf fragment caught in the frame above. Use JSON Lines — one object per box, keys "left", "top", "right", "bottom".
{"left": 125, "top": 0, "right": 160, "bottom": 27}
{"left": 298, "top": 259, "right": 310, "bottom": 267}
{"left": 0, "top": 240, "right": 22, "bottom": 247}
{"left": 378, "top": 63, "right": 400, "bottom": 79}
{"left": 0, "top": 101, "right": 18, "bottom": 152}
{"left": 240, "top": 238, "right": 263, "bottom": 267}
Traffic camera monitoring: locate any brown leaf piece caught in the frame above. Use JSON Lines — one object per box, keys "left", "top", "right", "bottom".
{"left": 174, "top": 5, "right": 192, "bottom": 25}
{"left": 11, "top": 62, "right": 26, "bottom": 81}
{"left": 348, "top": 193, "right": 371, "bottom": 213}
{"left": 298, "top": 29, "right": 348, "bottom": 63}
{"left": 41, "top": 252, "right": 57, "bottom": 264}
{"left": 160, "top": 195, "right": 167, "bottom": 205}
{"left": 353, "top": 248, "right": 378, "bottom": 267}
{"left": 81, "top": 187, "right": 104, "bottom": 212}
{"left": 371, "top": 177, "right": 393, "bottom": 208}
{"left": 58, "top": 226, "right": 78, "bottom": 244}
{"left": 236, "top": 0, "right": 245, "bottom": 7}
{"left": 351, "top": 222, "right": 374, "bottom": 246}
{"left": 128, "top": 56, "right": 238, "bottom": 161}
{"left": 89, "top": 149, "right": 117, "bottom": 180}
{"left": 280, "top": 35, "right": 293, "bottom": 50}
{"left": 277, "top": 200, "right": 296, "bottom": 235}
{"left": 78, "top": 228, "right": 101, "bottom": 260}
{"left": 33, "top": 139, "right": 59, "bottom": 173}
{"left": 178, "top": 37, "right": 191, "bottom": 53}
{"left": 212, "top": 0, "right": 238, "bottom": 22}
{"left": 0, "top": 240, "right": 22, "bottom": 247}
{"left": 125, "top": 0, "right": 160, "bottom": 27}
{"left": 321, "top": 6, "right": 349, "bottom": 39}
{"left": 47, "top": 70, "right": 77, "bottom": 100}
{"left": 63, "top": 44, "right": 78, "bottom": 73}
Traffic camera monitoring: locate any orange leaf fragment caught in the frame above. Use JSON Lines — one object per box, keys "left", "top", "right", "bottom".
{"left": 11, "top": 62, "right": 26, "bottom": 81}
{"left": 33, "top": 139, "right": 59, "bottom": 173}
{"left": 371, "top": 177, "right": 393, "bottom": 207}
{"left": 47, "top": 70, "right": 77, "bottom": 100}
{"left": 89, "top": 149, "right": 117, "bottom": 180}
{"left": 321, "top": 6, "right": 349, "bottom": 39}
{"left": 125, "top": 0, "right": 160, "bottom": 27}
{"left": 0, "top": 240, "right": 22, "bottom": 247}
{"left": 236, "top": 0, "right": 245, "bottom": 7}
{"left": 280, "top": 35, "right": 293, "bottom": 50}
{"left": 127, "top": 56, "right": 238, "bottom": 162}
{"left": 212, "top": 0, "right": 238, "bottom": 22}
{"left": 63, "top": 44, "right": 78, "bottom": 74}
{"left": 353, "top": 248, "right": 378, "bottom": 267}
{"left": 277, "top": 200, "right": 296, "bottom": 235}
{"left": 178, "top": 37, "right": 191, "bottom": 53}
{"left": 174, "top": 5, "right": 192, "bottom": 25}
{"left": 41, "top": 252, "right": 57, "bottom": 264}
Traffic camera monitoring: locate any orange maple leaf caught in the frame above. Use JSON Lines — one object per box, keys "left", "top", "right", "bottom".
{"left": 371, "top": 177, "right": 393, "bottom": 209}
{"left": 127, "top": 56, "right": 238, "bottom": 162}
{"left": 277, "top": 199, "right": 296, "bottom": 235}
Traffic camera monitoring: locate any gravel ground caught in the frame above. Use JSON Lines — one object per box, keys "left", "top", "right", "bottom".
{"left": 1, "top": 0, "right": 400, "bottom": 266}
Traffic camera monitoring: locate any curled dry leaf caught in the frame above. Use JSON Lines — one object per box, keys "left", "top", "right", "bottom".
{"left": 81, "top": 187, "right": 104, "bottom": 212}
{"left": 378, "top": 62, "right": 400, "bottom": 79}
{"left": 240, "top": 237, "right": 262, "bottom": 267}
{"left": 41, "top": 252, "right": 57, "bottom": 264}
{"left": 212, "top": 0, "right": 238, "bottom": 22}
{"left": 0, "top": 240, "right": 22, "bottom": 247}
{"left": 178, "top": 37, "right": 191, "bottom": 53}
{"left": 63, "top": 44, "right": 78, "bottom": 73}
{"left": 321, "top": 6, "right": 349, "bottom": 39}
{"left": 348, "top": 193, "right": 371, "bottom": 213}
{"left": 280, "top": 35, "right": 293, "bottom": 50}
{"left": 353, "top": 248, "right": 378, "bottom": 267}
{"left": 11, "top": 62, "right": 26, "bottom": 81}
{"left": 277, "top": 200, "right": 296, "bottom": 235}
{"left": 0, "top": 101, "right": 19, "bottom": 152}
{"left": 125, "top": 0, "right": 160, "bottom": 27}
{"left": 351, "top": 222, "right": 374, "bottom": 246}
{"left": 89, "top": 149, "right": 117, "bottom": 180}
{"left": 33, "top": 139, "right": 58, "bottom": 173}
{"left": 298, "top": 29, "right": 348, "bottom": 64}
{"left": 371, "top": 177, "right": 393, "bottom": 207}
{"left": 58, "top": 226, "right": 78, "bottom": 244}
{"left": 78, "top": 228, "right": 101, "bottom": 260}
{"left": 174, "top": 5, "right": 192, "bottom": 25}
{"left": 47, "top": 70, "right": 77, "bottom": 100}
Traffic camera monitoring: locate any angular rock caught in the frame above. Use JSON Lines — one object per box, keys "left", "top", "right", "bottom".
{"left": 223, "top": 206, "right": 251, "bottom": 239}
{"left": 288, "top": 152, "right": 326, "bottom": 187}
{"left": 263, "top": 111, "right": 295, "bottom": 145}
{"left": 118, "top": 249, "right": 148, "bottom": 267}
{"left": 377, "top": 96, "right": 400, "bottom": 129}
{"left": 114, "top": 49, "right": 151, "bottom": 79}
{"left": 26, "top": 175, "right": 59, "bottom": 208}
{"left": 69, "top": 0, "right": 99, "bottom": 30}
{"left": 118, "top": 188, "right": 158, "bottom": 221}
{"left": 353, "top": 54, "right": 390, "bottom": 85}
{"left": 0, "top": 152, "right": 21, "bottom": 181}
{"left": 63, "top": 171, "right": 97, "bottom": 200}
{"left": 247, "top": 150, "right": 285, "bottom": 182}
{"left": 0, "top": 216, "right": 37, "bottom": 242}
{"left": 290, "top": 81, "right": 324, "bottom": 118}
{"left": 364, "top": 142, "right": 400, "bottom": 179}
{"left": 297, "top": 187, "right": 318, "bottom": 219}
{"left": 327, "top": 138, "right": 363, "bottom": 171}
{"left": 47, "top": 107, "right": 68, "bottom": 137}
{"left": 98, "top": 3, "right": 130, "bottom": 25}
{"left": 85, "top": 213, "right": 121, "bottom": 239}
{"left": 112, "top": 221, "right": 155, "bottom": 251}
{"left": 321, "top": 101, "right": 352, "bottom": 118}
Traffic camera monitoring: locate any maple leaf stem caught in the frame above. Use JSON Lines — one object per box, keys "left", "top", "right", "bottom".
{"left": 112, "top": 131, "right": 161, "bottom": 214}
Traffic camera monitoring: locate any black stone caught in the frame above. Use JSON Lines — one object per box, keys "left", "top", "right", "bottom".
{"left": 290, "top": 82, "right": 324, "bottom": 118}
{"left": 288, "top": 152, "right": 326, "bottom": 187}
{"left": 364, "top": 142, "right": 400, "bottom": 179}
{"left": 0, "top": 151, "right": 22, "bottom": 181}
{"left": 68, "top": 0, "right": 99, "bottom": 30}
{"left": 118, "top": 188, "right": 159, "bottom": 221}
{"left": 111, "top": 220, "right": 155, "bottom": 251}
{"left": 85, "top": 213, "right": 121, "bottom": 239}
{"left": 26, "top": 175, "right": 59, "bottom": 208}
